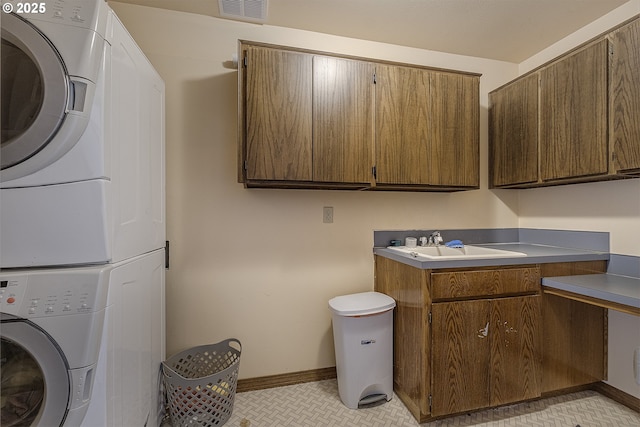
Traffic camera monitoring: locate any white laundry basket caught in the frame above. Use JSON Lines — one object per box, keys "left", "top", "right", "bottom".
{"left": 328, "top": 292, "right": 395, "bottom": 409}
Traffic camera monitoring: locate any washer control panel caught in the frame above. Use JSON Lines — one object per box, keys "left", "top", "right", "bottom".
{"left": 0, "top": 269, "right": 110, "bottom": 318}
{"left": 11, "top": 0, "right": 106, "bottom": 31}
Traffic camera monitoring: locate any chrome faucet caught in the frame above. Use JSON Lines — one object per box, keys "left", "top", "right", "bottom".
{"left": 427, "top": 231, "right": 444, "bottom": 246}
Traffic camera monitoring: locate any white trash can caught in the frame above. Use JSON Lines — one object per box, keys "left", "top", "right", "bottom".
{"left": 328, "top": 291, "right": 396, "bottom": 409}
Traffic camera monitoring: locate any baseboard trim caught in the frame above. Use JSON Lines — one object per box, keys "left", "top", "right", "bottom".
{"left": 542, "top": 382, "right": 640, "bottom": 413}
{"left": 237, "top": 367, "right": 337, "bottom": 393}
{"left": 592, "top": 382, "right": 640, "bottom": 412}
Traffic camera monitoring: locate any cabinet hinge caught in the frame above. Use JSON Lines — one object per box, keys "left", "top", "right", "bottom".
{"left": 244, "top": 160, "right": 248, "bottom": 171}
{"left": 609, "top": 43, "right": 614, "bottom": 56}
{"left": 428, "top": 312, "right": 432, "bottom": 324}
{"left": 428, "top": 394, "right": 432, "bottom": 412}
{"left": 243, "top": 55, "right": 248, "bottom": 67}
{"left": 372, "top": 166, "right": 377, "bottom": 179}
{"left": 373, "top": 72, "right": 377, "bottom": 84}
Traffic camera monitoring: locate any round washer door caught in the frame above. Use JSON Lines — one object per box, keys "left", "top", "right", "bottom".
{"left": 1, "top": 316, "right": 71, "bottom": 426}
{"left": 0, "top": 13, "right": 69, "bottom": 170}
{"left": 1, "top": 13, "right": 94, "bottom": 181}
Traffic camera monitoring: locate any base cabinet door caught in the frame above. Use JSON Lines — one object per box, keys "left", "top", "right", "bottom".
{"left": 431, "top": 295, "right": 541, "bottom": 417}
{"left": 490, "top": 295, "right": 542, "bottom": 406}
{"left": 431, "top": 299, "right": 491, "bottom": 416}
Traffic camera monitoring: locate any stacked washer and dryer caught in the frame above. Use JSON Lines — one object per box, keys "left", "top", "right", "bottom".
{"left": 1, "top": 1, "right": 166, "bottom": 426}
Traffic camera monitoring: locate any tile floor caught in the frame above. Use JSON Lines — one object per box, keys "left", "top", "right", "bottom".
{"left": 163, "top": 379, "right": 640, "bottom": 426}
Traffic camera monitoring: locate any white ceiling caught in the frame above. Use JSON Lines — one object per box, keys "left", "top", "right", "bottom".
{"left": 112, "top": 0, "right": 629, "bottom": 62}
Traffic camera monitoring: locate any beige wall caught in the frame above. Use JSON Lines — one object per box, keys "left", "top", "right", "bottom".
{"left": 110, "top": 1, "right": 639, "bottom": 397}
{"left": 109, "top": 1, "right": 519, "bottom": 378}
{"left": 516, "top": 0, "right": 640, "bottom": 398}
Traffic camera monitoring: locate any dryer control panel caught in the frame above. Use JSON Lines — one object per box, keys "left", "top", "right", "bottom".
{"left": 0, "top": 268, "right": 110, "bottom": 318}
{"left": 12, "top": 0, "right": 108, "bottom": 32}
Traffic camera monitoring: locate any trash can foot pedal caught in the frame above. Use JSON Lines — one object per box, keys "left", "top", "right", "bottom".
{"left": 358, "top": 393, "right": 387, "bottom": 408}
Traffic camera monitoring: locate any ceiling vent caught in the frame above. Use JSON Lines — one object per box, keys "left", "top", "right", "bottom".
{"left": 219, "top": 0, "right": 268, "bottom": 23}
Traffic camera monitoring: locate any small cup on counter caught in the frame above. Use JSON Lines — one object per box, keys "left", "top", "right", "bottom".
{"left": 405, "top": 237, "right": 417, "bottom": 248}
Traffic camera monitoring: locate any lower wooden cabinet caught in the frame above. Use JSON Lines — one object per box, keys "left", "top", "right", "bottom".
{"left": 431, "top": 295, "right": 541, "bottom": 416}
{"left": 374, "top": 256, "right": 607, "bottom": 423}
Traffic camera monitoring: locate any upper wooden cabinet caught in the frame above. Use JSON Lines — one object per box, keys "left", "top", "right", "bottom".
{"left": 313, "top": 56, "right": 374, "bottom": 184}
{"left": 376, "top": 65, "right": 479, "bottom": 188}
{"left": 243, "top": 46, "right": 313, "bottom": 182}
{"left": 489, "top": 16, "right": 640, "bottom": 188}
{"left": 489, "top": 74, "right": 539, "bottom": 187}
{"left": 540, "top": 39, "right": 609, "bottom": 182}
{"left": 375, "top": 64, "right": 431, "bottom": 185}
{"left": 239, "top": 41, "right": 480, "bottom": 191}
{"left": 610, "top": 18, "right": 640, "bottom": 174}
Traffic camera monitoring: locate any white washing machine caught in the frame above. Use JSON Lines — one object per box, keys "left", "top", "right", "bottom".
{"left": 0, "top": 0, "right": 165, "bottom": 268}
{"left": 0, "top": 249, "right": 166, "bottom": 426}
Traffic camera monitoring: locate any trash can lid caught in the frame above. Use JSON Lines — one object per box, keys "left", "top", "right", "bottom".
{"left": 328, "top": 291, "right": 396, "bottom": 316}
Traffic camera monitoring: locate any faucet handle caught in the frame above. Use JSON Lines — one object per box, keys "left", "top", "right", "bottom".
{"left": 418, "top": 236, "right": 428, "bottom": 246}
{"left": 428, "top": 231, "right": 443, "bottom": 246}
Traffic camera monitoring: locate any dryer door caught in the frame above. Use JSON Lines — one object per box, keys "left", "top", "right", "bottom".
{"left": 0, "top": 13, "right": 92, "bottom": 180}
{"left": 1, "top": 316, "right": 71, "bottom": 426}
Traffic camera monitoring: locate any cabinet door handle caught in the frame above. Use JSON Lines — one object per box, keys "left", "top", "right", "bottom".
{"left": 477, "top": 322, "right": 489, "bottom": 338}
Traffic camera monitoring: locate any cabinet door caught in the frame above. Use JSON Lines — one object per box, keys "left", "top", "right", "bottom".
{"left": 611, "top": 18, "right": 640, "bottom": 173}
{"left": 431, "top": 299, "right": 491, "bottom": 416}
{"left": 490, "top": 295, "right": 541, "bottom": 406}
{"left": 540, "top": 40, "right": 609, "bottom": 181}
{"left": 375, "top": 65, "right": 479, "bottom": 187}
{"left": 429, "top": 72, "right": 479, "bottom": 187}
{"left": 313, "top": 56, "right": 374, "bottom": 183}
{"left": 489, "top": 74, "right": 539, "bottom": 187}
{"left": 244, "top": 46, "right": 312, "bottom": 181}
{"left": 375, "top": 64, "right": 431, "bottom": 185}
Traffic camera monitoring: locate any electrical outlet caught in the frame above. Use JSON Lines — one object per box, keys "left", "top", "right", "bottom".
{"left": 323, "top": 206, "right": 333, "bottom": 223}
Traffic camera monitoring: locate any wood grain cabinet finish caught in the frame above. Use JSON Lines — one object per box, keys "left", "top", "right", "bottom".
{"left": 489, "top": 16, "right": 640, "bottom": 188}
{"left": 375, "top": 65, "right": 479, "bottom": 188}
{"left": 243, "top": 46, "right": 313, "bottom": 181}
{"left": 540, "top": 40, "right": 609, "bottom": 181}
{"left": 313, "top": 56, "right": 374, "bottom": 183}
{"left": 489, "top": 74, "right": 539, "bottom": 187}
{"left": 430, "top": 268, "right": 541, "bottom": 416}
{"left": 375, "top": 64, "right": 431, "bottom": 185}
{"left": 431, "top": 295, "right": 541, "bottom": 416}
{"left": 375, "top": 257, "right": 608, "bottom": 423}
{"left": 239, "top": 41, "right": 480, "bottom": 190}
{"left": 611, "top": 18, "right": 640, "bottom": 174}
{"left": 374, "top": 258, "right": 548, "bottom": 423}
{"left": 539, "top": 261, "right": 608, "bottom": 393}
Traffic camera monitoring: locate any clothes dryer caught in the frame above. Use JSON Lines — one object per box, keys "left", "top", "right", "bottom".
{"left": 0, "top": 1, "right": 165, "bottom": 268}
{"left": 0, "top": 249, "right": 165, "bottom": 426}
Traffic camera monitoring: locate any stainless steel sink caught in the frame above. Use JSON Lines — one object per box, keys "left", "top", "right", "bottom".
{"left": 386, "top": 245, "right": 527, "bottom": 260}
